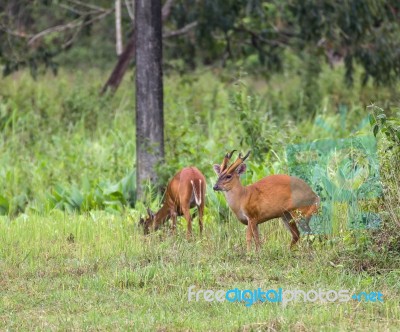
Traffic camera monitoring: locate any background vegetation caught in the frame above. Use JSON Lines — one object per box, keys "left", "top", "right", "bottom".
{"left": 1, "top": 62, "right": 399, "bottom": 330}
{"left": 1, "top": 0, "right": 400, "bottom": 330}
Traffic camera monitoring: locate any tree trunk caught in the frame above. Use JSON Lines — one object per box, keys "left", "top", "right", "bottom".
{"left": 135, "top": 0, "right": 164, "bottom": 200}
{"left": 115, "top": 0, "right": 123, "bottom": 55}
{"left": 101, "top": 33, "right": 135, "bottom": 95}
{"left": 101, "top": 0, "right": 174, "bottom": 94}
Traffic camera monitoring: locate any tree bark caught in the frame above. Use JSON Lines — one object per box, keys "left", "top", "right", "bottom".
{"left": 135, "top": 0, "right": 164, "bottom": 200}
{"left": 101, "top": 0, "right": 174, "bottom": 94}
{"left": 101, "top": 32, "right": 135, "bottom": 95}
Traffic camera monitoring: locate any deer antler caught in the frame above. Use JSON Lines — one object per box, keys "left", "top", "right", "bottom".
{"left": 225, "top": 151, "right": 251, "bottom": 174}
{"left": 220, "top": 150, "right": 236, "bottom": 172}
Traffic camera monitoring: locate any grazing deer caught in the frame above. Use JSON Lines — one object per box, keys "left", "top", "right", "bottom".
{"left": 139, "top": 167, "right": 206, "bottom": 239}
{"left": 213, "top": 150, "right": 320, "bottom": 252}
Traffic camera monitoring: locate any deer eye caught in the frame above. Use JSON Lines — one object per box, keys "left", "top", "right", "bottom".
{"left": 226, "top": 174, "right": 232, "bottom": 179}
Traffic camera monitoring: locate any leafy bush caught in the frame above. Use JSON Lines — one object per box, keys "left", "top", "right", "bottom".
{"left": 369, "top": 105, "right": 400, "bottom": 149}
{"left": 361, "top": 105, "right": 400, "bottom": 260}
{"left": 0, "top": 64, "right": 398, "bottom": 218}
{"left": 229, "top": 78, "right": 273, "bottom": 163}
{"left": 48, "top": 171, "right": 135, "bottom": 213}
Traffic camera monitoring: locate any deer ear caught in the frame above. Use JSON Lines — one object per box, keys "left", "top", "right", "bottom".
{"left": 236, "top": 163, "right": 247, "bottom": 175}
{"left": 213, "top": 164, "right": 221, "bottom": 175}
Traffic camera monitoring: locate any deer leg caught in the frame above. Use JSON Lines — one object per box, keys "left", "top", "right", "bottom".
{"left": 250, "top": 221, "right": 261, "bottom": 252}
{"left": 182, "top": 207, "right": 192, "bottom": 240}
{"left": 170, "top": 210, "right": 177, "bottom": 235}
{"left": 246, "top": 219, "right": 260, "bottom": 252}
{"left": 299, "top": 215, "right": 312, "bottom": 234}
{"left": 246, "top": 224, "right": 252, "bottom": 252}
{"left": 282, "top": 212, "right": 300, "bottom": 249}
{"left": 288, "top": 222, "right": 300, "bottom": 249}
{"left": 298, "top": 202, "right": 318, "bottom": 234}
{"left": 198, "top": 203, "right": 204, "bottom": 235}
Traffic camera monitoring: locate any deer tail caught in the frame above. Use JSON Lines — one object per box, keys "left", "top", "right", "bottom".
{"left": 190, "top": 179, "right": 202, "bottom": 206}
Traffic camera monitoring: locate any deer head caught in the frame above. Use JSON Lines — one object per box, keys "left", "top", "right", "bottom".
{"left": 213, "top": 150, "right": 250, "bottom": 192}
{"left": 139, "top": 207, "right": 155, "bottom": 235}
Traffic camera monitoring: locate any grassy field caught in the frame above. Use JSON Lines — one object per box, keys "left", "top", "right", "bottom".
{"left": 1, "top": 211, "right": 399, "bottom": 331}
{"left": 0, "top": 66, "right": 399, "bottom": 330}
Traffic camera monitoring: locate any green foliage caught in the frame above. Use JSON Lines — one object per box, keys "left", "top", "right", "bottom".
{"left": 48, "top": 171, "right": 135, "bottom": 213}
{"left": 229, "top": 78, "right": 272, "bottom": 162}
{"left": 0, "top": 70, "right": 135, "bottom": 215}
{"left": 289, "top": 0, "right": 400, "bottom": 85}
{"left": 0, "top": 62, "right": 399, "bottom": 330}
{"left": 369, "top": 105, "right": 400, "bottom": 149}
{"left": 301, "top": 50, "right": 322, "bottom": 117}
{"left": 368, "top": 105, "right": 400, "bottom": 252}
{"left": 165, "top": 0, "right": 400, "bottom": 86}
{"left": 61, "top": 80, "right": 113, "bottom": 131}
{"left": 0, "top": 63, "right": 398, "bottom": 217}
{"left": 1, "top": 3, "right": 400, "bottom": 328}
{"left": 2, "top": 0, "right": 400, "bottom": 89}
{"left": 0, "top": 0, "right": 116, "bottom": 75}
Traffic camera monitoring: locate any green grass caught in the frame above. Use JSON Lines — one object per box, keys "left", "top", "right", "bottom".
{"left": 1, "top": 211, "right": 399, "bottom": 331}
{"left": 0, "top": 65, "right": 399, "bottom": 330}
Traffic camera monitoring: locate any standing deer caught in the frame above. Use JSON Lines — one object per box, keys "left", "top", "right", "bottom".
{"left": 213, "top": 150, "right": 320, "bottom": 251}
{"left": 139, "top": 167, "right": 206, "bottom": 239}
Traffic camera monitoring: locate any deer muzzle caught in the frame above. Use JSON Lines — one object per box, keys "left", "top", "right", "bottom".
{"left": 213, "top": 184, "right": 222, "bottom": 191}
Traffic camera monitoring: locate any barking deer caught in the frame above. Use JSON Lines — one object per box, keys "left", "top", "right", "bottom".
{"left": 140, "top": 167, "right": 206, "bottom": 239}
{"left": 213, "top": 150, "right": 320, "bottom": 251}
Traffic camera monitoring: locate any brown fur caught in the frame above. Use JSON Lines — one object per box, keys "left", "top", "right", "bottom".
{"left": 140, "top": 167, "right": 206, "bottom": 239}
{"left": 214, "top": 154, "right": 319, "bottom": 252}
